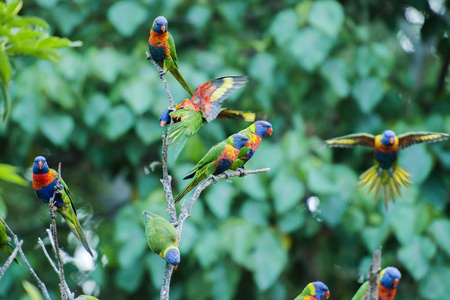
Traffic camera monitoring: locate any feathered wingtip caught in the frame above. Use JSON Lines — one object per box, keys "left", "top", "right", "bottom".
{"left": 359, "top": 166, "right": 412, "bottom": 210}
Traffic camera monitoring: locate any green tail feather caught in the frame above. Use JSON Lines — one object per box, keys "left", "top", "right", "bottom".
{"left": 167, "top": 110, "right": 202, "bottom": 160}
{"left": 168, "top": 66, "right": 193, "bottom": 96}
{"left": 58, "top": 205, "right": 93, "bottom": 257}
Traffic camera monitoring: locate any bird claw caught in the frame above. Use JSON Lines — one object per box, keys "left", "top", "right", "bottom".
{"left": 237, "top": 167, "right": 246, "bottom": 177}
{"left": 146, "top": 53, "right": 152, "bottom": 60}
{"left": 211, "top": 175, "right": 219, "bottom": 183}
{"left": 159, "top": 70, "right": 166, "bottom": 78}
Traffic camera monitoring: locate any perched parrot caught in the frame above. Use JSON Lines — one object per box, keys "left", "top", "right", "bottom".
{"left": 159, "top": 75, "right": 253, "bottom": 160}
{"left": 294, "top": 281, "right": 330, "bottom": 300}
{"left": 148, "top": 16, "right": 193, "bottom": 96}
{"left": 174, "top": 133, "right": 249, "bottom": 203}
{"left": 0, "top": 219, "right": 18, "bottom": 263}
{"left": 143, "top": 211, "right": 180, "bottom": 269}
{"left": 351, "top": 266, "right": 401, "bottom": 300}
{"left": 77, "top": 296, "right": 99, "bottom": 300}
{"left": 32, "top": 156, "right": 93, "bottom": 257}
{"left": 230, "top": 121, "right": 273, "bottom": 171}
{"left": 322, "top": 130, "right": 449, "bottom": 209}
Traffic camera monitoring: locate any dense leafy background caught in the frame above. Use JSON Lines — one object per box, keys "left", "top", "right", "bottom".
{"left": 0, "top": 0, "right": 449, "bottom": 299}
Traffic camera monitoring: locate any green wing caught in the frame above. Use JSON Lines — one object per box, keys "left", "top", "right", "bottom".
{"left": 166, "top": 32, "right": 193, "bottom": 96}
{"left": 398, "top": 131, "right": 449, "bottom": 150}
{"left": 168, "top": 109, "right": 203, "bottom": 160}
{"left": 144, "top": 212, "right": 178, "bottom": 254}
{"left": 351, "top": 281, "right": 368, "bottom": 300}
{"left": 322, "top": 133, "right": 375, "bottom": 148}
{"left": 167, "top": 33, "right": 178, "bottom": 69}
{"left": 183, "top": 141, "right": 226, "bottom": 179}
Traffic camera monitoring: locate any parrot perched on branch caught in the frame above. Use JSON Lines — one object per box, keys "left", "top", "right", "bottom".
{"left": 351, "top": 266, "right": 401, "bottom": 300}
{"left": 230, "top": 121, "right": 273, "bottom": 171}
{"left": 32, "top": 156, "right": 93, "bottom": 257}
{"left": 143, "top": 211, "right": 180, "bottom": 269}
{"left": 148, "top": 16, "right": 193, "bottom": 96}
{"left": 174, "top": 133, "right": 249, "bottom": 204}
{"left": 159, "top": 75, "right": 255, "bottom": 159}
{"left": 294, "top": 281, "right": 330, "bottom": 300}
{"left": 322, "top": 130, "right": 449, "bottom": 209}
{"left": 0, "top": 219, "right": 18, "bottom": 263}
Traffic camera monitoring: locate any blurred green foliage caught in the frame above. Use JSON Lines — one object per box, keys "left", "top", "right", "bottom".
{"left": 0, "top": 0, "right": 449, "bottom": 299}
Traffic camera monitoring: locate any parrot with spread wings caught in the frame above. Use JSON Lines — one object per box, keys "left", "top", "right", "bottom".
{"left": 322, "top": 130, "right": 449, "bottom": 209}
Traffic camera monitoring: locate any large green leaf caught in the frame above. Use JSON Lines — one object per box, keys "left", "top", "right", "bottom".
{"left": 399, "top": 144, "right": 433, "bottom": 184}
{"left": 419, "top": 265, "right": 450, "bottom": 299}
{"left": 398, "top": 236, "right": 436, "bottom": 280}
{"left": 269, "top": 9, "right": 298, "bottom": 46}
{"left": 320, "top": 58, "right": 350, "bottom": 97}
{"left": 107, "top": 1, "right": 147, "bottom": 37}
{"left": 40, "top": 114, "right": 75, "bottom": 145}
{"left": 0, "top": 164, "right": 27, "bottom": 186}
{"left": 352, "top": 77, "right": 384, "bottom": 113}
{"left": 205, "top": 182, "right": 235, "bottom": 220}
{"left": 103, "top": 105, "right": 134, "bottom": 141}
{"left": 308, "top": 0, "right": 344, "bottom": 38}
{"left": 271, "top": 172, "right": 304, "bottom": 215}
{"left": 428, "top": 219, "right": 450, "bottom": 256}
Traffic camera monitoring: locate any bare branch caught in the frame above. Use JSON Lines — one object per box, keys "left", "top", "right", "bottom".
{"left": 367, "top": 247, "right": 382, "bottom": 300}
{"left": 160, "top": 133, "right": 177, "bottom": 224}
{"left": 0, "top": 239, "right": 22, "bottom": 280}
{"left": 38, "top": 237, "right": 59, "bottom": 274}
{"left": 0, "top": 217, "right": 52, "bottom": 300}
{"left": 146, "top": 51, "right": 174, "bottom": 108}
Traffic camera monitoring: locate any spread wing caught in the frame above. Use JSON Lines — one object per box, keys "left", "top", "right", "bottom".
{"left": 192, "top": 76, "right": 249, "bottom": 122}
{"left": 321, "top": 133, "right": 375, "bottom": 148}
{"left": 398, "top": 131, "right": 449, "bottom": 150}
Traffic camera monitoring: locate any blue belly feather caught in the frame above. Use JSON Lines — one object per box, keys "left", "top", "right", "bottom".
{"left": 34, "top": 179, "right": 65, "bottom": 208}
{"left": 374, "top": 150, "right": 398, "bottom": 170}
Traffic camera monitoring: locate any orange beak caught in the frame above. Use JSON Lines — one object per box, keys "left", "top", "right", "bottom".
{"left": 389, "top": 137, "right": 394, "bottom": 144}
{"left": 161, "top": 25, "right": 166, "bottom": 32}
{"left": 392, "top": 278, "right": 399, "bottom": 286}
{"left": 325, "top": 291, "right": 330, "bottom": 299}
{"left": 38, "top": 161, "right": 43, "bottom": 169}
{"left": 174, "top": 264, "right": 178, "bottom": 270}
{"left": 267, "top": 128, "right": 273, "bottom": 135}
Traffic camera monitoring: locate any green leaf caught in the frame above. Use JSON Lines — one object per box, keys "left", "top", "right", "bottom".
{"left": 352, "top": 77, "right": 384, "bottom": 113}
{"left": 321, "top": 195, "right": 348, "bottom": 227}
{"left": 0, "top": 164, "right": 27, "bottom": 186}
{"left": 308, "top": 0, "right": 344, "bottom": 37}
{"left": 269, "top": 9, "right": 298, "bottom": 46}
{"left": 114, "top": 263, "right": 144, "bottom": 293}
{"left": 2, "top": 1, "right": 23, "bottom": 23}
{"left": 187, "top": 5, "right": 212, "bottom": 29}
{"left": 84, "top": 93, "right": 111, "bottom": 127}
{"left": 355, "top": 46, "right": 375, "bottom": 77}
{"left": 428, "top": 219, "right": 450, "bottom": 256}
{"left": 90, "top": 48, "right": 124, "bottom": 84}
{"left": 320, "top": 58, "right": 350, "bottom": 97}
{"left": 135, "top": 119, "right": 161, "bottom": 145}
{"left": 211, "top": 264, "right": 241, "bottom": 300}
{"left": 220, "top": 218, "right": 257, "bottom": 268}
{"left": 22, "top": 280, "right": 43, "bottom": 300}
{"left": 391, "top": 205, "right": 418, "bottom": 245}
{"left": 289, "top": 27, "right": 335, "bottom": 71}
{"left": 278, "top": 206, "right": 304, "bottom": 233}
{"left": 248, "top": 53, "right": 276, "bottom": 87}
{"left": 399, "top": 144, "right": 433, "bottom": 184}
{"left": 205, "top": 182, "right": 235, "bottom": 220}
{"left": 194, "top": 231, "right": 223, "bottom": 268}
{"left": 419, "top": 265, "right": 450, "bottom": 299}
{"left": 398, "top": 236, "right": 436, "bottom": 280}
{"left": 0, "top": 50, "right": 11, "bottom": 121}
{"left": 144, "top": 251, "right": 165, "bottom": 289}
{"left": 251, "top": 229, "right": 287, "bottom": 291}
{"left": 107, "top": 1, "right": 147, "bottom": 37}
{"left": 271, "top": 172, "right": 304, "bottom": 215}
{"left": 120, "top": 80, "right": 152, "bottom": 115}
{"left": 40, "top": 114, "right": 75, "bottom": 145}
{"left": 103, "top": 105, "right": 134, "bottom": 141}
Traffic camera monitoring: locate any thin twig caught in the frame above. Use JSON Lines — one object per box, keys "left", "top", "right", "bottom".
{"left": 367, "top": 247, "right": 382, "bottom": 300}
{"left": 38, "top": 237, "right": 59, "bottom": 274}
{"left": 0, "top": 239, "right": 22, "bottom": 280}
{"left": 0, "top": 217, "right": 51, "bottom": 300}
{"left": 160, "top": 133, "right": 177, "bottom": 224}
{"left": 146, "top": 51, "right": 174, "bottom": 107}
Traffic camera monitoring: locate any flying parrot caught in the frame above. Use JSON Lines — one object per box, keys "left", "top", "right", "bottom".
{"left": 143, "top": 211, "right": 180, "bottom": 269}
{"left": 230, "top": 121, "right": 273, "bottom": 171}
{"left": 322, "top": 130, "right": 449, "bottom": 209}
{"left": 32, "top": 156, "right": 93, "bottom": 257}
{"left": 159, "top": 75, "right": 254, "bottom": 160}
{"left": 174, "top": 133, "right": 249, "bottom": 204}
{"left": 148, "top": 16, "right": 193, "bottom": 96}
{"left": 0, "top": 219, "right": 19, "bottom": 263}
{"left": 351, "top": 266, "right": 401, "bottom": 300}
{"left": 294, "top": 281, "right": 330, "bottom": 300}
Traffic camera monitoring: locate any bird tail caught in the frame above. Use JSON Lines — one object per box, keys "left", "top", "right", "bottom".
{"left": 58, "top": 204, "right": 93, "bottom": 257}
{"left": 217, "top": 109, "right": 258, "bottom": 122}
{"left": 174, "top": 176, "right": 202, "bottom": 204}
{"left": 168, "top": 67, "right": 193, "bottom": 96}
{"left": 359, "top": 166, "right": 412, "bottom": 210}
{"left": 167, "top": 122, "right": 192, "bottom": 160}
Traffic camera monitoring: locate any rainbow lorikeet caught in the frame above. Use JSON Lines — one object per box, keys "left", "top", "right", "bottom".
{"left": 78, "top": 296, "right": 99, "bottom": 300}
{"left": 148, "top": 16, "right": 193, "bottom": 96}
{"left": 143, "top": 211, "right": 180, "bottom": 269}
{"left": 159, "top": 75, "right": 253, "bottom": 160}
{"left": 230, "top": 121, "right": 273, "bottom": 171}
{"left": 294, "top": 281, "right": 330, "bottom": 300}
{"left": 0, "top": 219, "right": 18, "bottom": 263}
{"left": 351, "top": 267, "right": 401, "bottom": 300}
{"left": 322, "top": 130, "right": 449, "bottom": 209}
{"left": 32, "top": 156, "right": 93, "bottom": 257}
{"left": 174, "top": 133, "right": 249, "bottom": 204}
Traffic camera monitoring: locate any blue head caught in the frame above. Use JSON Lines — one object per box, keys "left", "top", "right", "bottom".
{"left": 253, "top": 121, "right": 273, "bottom": 137}
{"left": 380, "top": 266, "right": 401, "bottom": 289}
{"left": 165, "top": 248, "right": 180, "bottom": 269}
{"left": 312, "top": 281, "right": 330, "bottom": 299}
{"left": 153, "top": 16, "right": 168, "bottom": 34}
{"left": 33, "top": 156, "right": 49, "bottom": 175}
{"left": 381, "top": 130, "right": 396, "bottom": 146}
{"left": 159, "top": 108, "right": 171, "bottom": 126}
{"left": 231, "top": 134, "right": 249, "bottom": 150}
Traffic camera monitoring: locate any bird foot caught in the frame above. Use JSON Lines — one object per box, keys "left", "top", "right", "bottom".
{"left": 158, "top": 70, "right": 166, "bottom": 78}
{"left": 237, "top": 167, "right": 246, "bottom": 177}
{"left": 146, "top": 52, "right": 152, "bottom": 60}
{"left": 211, "top": 175, "right": 219, "bottom": 183}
